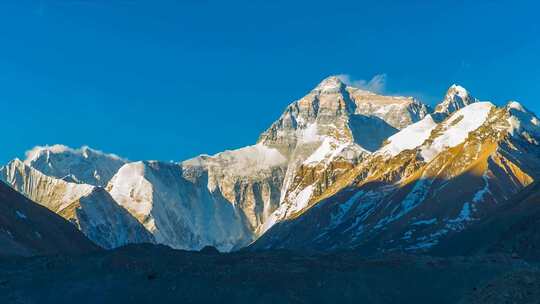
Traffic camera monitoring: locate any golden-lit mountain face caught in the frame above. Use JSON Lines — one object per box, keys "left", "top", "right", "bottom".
{"left": 251, "top": 99, "right": 540, "bottom": 253}
{"left": 2, "top": 77, "right": 540, "bottom": 254}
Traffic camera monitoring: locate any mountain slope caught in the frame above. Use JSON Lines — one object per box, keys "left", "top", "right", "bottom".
{"left": 103, "top": 76, "right": 430, "bottom": 250}
{"left": 0, "top": 181, "right": 98, "bottom": 256}
{"left": 251, "top": 99, "right": 540, "bottom": 253}
{"left": 432, "top": 180, "right": 540, "bottom": 260}
{"left": 255, "top": 76, "right": 428, "bottom": 232}
{"left": 59, "top": 187, "right": 154, "bottom": 249}
{"left": 108, "top": 161, "right": 253, "bottom": 251}
{"left": 0, "top": 159, "right": 152, "bottom": 249}
{"left": 2, "top": 76, "right": 429, "bottom": 251}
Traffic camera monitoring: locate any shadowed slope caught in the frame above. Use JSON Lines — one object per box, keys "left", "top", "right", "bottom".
{"left": 0, "top": 181, "right": 99, "bottom": 256}
{"left": 432, "top": 181, "right": 540, "bottom": 260}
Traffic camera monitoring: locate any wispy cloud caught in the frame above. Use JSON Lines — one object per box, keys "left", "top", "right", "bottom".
{"left": 336, "top": 74, "right": 435, "bottom": 104}
{"left": 337, "top": 74, "right": 387, "bottom": 93}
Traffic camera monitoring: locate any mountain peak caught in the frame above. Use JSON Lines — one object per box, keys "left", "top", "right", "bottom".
{"left": 312, "top": 76, "right": 345, "bottom": 94}
{"left": 22, "top": 144, "right": 127, "bottom": 187}
{"left": 506, "top": 100, "right": 527, "bottom": 112}
{"left": 505, "top": 100, "right": 540, "bottom": 142}
{"left": 448, "top": 84, "right": 469, "bottom": 98}
{"left": 24, "top": 145, "right": 124, "bottom": 164}
{"left": 434, "top": 84, "right": 477, "bottom": 115}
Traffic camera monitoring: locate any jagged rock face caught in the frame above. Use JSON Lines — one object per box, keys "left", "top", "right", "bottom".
{"left": 0, "top": 160, "right": 152, "bottom": 249}
{"left": 59, "top": 188, "right": 154, "bottom": 250}
{"left": 107, "top": 161, "right": 254, "bottom": 251}
{"left": 24, "top": 145, "right": 126, "bottom": 187}
{"left": 258, "top": 76, "right": 427, "bottom": 153}
{"left": 434, "top": 84, "right": 477, "bottom": 116}
{"left": 0, "top": 181, "right": 98, "bottom": 256}
{"left": 349, "top": 88, "right": 430, "bottom": 130}
{"left": 254, "top": 76, "right": 429, "bottom": 233}
{"left": 251, "top": 101, "right": 540, "bottom": 253}
{"left": 1, "top": 159, "right": 94, "bottom": 212}
{"left": 181, "top": 144, "right": 287, "bottom": 233}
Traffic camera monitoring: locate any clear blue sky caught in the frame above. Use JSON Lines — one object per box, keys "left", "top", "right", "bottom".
{"left": 1, "top": 0, "right": 539, "bottom": 164}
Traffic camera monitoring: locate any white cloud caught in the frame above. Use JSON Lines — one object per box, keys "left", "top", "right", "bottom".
{"left": 337, "top": 74, "right": 387, "bottom": 93}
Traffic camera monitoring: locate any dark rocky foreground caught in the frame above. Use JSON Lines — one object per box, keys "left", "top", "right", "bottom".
{"left": 0, "top": 244, "right": 538, "bottom": 304}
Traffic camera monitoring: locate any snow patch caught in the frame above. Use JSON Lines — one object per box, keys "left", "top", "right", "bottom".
{"left": 472, "top": 172, "right": 492, "bottom": 203}
{"left": 421, "top": 102, "right": 494, "bottom": 161}
{"left": 304, "top": 138, "right": 350, "bottom": 164}
{"left": 185, "top": 143, "right": 287, "bottom": 177}
{"left": 15, "top": 210, "right": 27, "bottom": 220}
{"left": 379, "top": 115, "right": 437, "bottom": 156}
{"left": 449, "top": 203, "right": 472, "bottom": 223}
{"left": 25, "top": 144, "right": 125, "bottom": 164}
{"left": 289, "top": 185, "right": 315, "bottom": 214}
{"left": 412, "top": 218, "right": 437, "bottom": 225}
{"left": 330, "top": 190, "right": 364, "bottom": 226}
{"left": 449, "top": 84, "right": 469, "bottom": 99}
{"left": 406, "top": 229, "right": 449, "bottom": 250}
{"left": 108, "top": 162, "right": 154, "bottom": 219}
{"left": 392, "top": 177, "right": 433, "bottom": 221}
{"left": 261, "top": 184, "right": 316, "bottom": 234}
{"left": 313, "top": 76, "right": 344, "bottom": 94}
{"left": 300, "top": 123, "right": 321, "bottom": 143}
{"left": 506, "top": 101, "right": 540, "bottom": 142}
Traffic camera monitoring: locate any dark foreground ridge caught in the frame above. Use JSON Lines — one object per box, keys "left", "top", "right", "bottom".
{"left": 1, "top": 243, "right": 538, "bottom": 304}
{"left": 0, "top": 181, "right": 98, "bottom": 256}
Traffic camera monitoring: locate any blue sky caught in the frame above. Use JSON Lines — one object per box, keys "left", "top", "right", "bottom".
{"left": 1, "top": 0, "right": 538, "bottom": 164}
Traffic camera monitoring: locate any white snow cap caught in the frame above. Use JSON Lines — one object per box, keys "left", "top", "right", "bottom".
{"left": 448, "top": 84, "right": 469, "bottom": 99}
{"left": 507, "top": 101, "right": 526, "bottom": 112}
{"left": 24, "top": 144, "right": 125, "bottom": 164}
{"left": 312, "top": 76, "right": 345, "bottom": 94}
{"left": 421, "top": 102, "right": 494, "bottom": 161}
{"left": 506, "top": 100, "right": 540, "bottom": 140}
{"left": 379, "top": 115, "right": 438, "bottom": 157}
{"left": 434, "top": 84, "right": 476, "bottom": 115}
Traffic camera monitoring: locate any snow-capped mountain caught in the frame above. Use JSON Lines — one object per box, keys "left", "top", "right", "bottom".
{"left": 3, "top": 75, "right": 539, "bottom": 255}
{"left": 434, "top": 84, "right": 477, "bottom": 116}
{"left": 102, "top": 76, "right": 429, "bottom": 250}
{"left": 1, "top": 76, "right": 430, "bottom": 251}
{"left": 251, "top": 96, "right": 540, "bottom": 253}
{"left": 0, "top": 158, "right": 152, "bottom": 249}
{"left": 24, "top": 145, "right": 126, "bottom": 186}
{"left": 256, "top": 76, "right": 429, "bottom": 234}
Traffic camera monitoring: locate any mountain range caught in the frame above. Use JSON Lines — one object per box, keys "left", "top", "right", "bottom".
{"left": 2, "top": 75, "right": 540, "bottom": 257}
